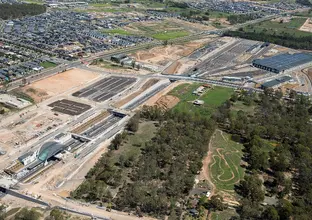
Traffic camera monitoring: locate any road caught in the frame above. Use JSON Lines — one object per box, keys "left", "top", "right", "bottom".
{"left": 0, "top": 12, "right": 292, "bottom": 219}
{"left": 3, "top": 13, "right": 284, "bottom": 92}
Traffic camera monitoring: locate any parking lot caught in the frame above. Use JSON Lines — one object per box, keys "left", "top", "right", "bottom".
{"left": 48, "top": 99, "right": 91, "bottom": 116}
{"left": 72, "top": 76, "right": 136, "bottom": 102}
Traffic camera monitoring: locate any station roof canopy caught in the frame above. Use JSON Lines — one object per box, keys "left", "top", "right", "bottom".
{"left": 38, "top": 142, "right": 65, "bottom": 162}
{"left": 253, "top": 53, "right": 312, "bottom": 72}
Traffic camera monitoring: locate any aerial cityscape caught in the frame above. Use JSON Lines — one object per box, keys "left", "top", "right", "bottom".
{"left": 0, "top": 0, "right": 312, "bottom": 219}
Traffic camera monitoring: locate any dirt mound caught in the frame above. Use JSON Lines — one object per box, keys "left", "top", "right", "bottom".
{"left": 165, "top": 61, "right": 182, "bottom": 74}
{"left": 155, "top": 95, "right": 180, "bottom": 109}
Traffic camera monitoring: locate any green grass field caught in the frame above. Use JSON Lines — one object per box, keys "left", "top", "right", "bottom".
{"left": 170, "top": 83, "right": 233, "bottom": 117}
{"left": 40, "top": 61, "right": 57, "bottom": 69}
{"left": 209, "top": 130, "right": 244, "bottom": 192}
{"left": 211, "top": 209, "right": 239, "bottom": 220}
{"left": 243, "top": 17, "right": 311, "bottom": 37}
{"left": 152, "top": 31, "right": 189, "bottom": 40}
{"left": 102, "top": 28, "right": 133, "bottom": 35}
{"left": 231, "top": 101, "right": 255, "bottom": 115}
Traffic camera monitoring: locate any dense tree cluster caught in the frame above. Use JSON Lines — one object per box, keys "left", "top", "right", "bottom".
{"left": 115, "top": 106, "right": 215, "bottom": 217}
{"left": 224, "top": 29, "right": 312, "bottom": 50}
{"left": 215, "top": 89, "right": 312, "bottom": 219}
{"left": 0, "top": 3, "right": 46, "bottom": 20}
{"left": 14, "top": 208, "right": 41, "bottom": 220}
{"left": 72, "top": 106, "right": 215, "bottom": 217}
{"left": 227, "top": 14, "right": 259, "bottom": 25}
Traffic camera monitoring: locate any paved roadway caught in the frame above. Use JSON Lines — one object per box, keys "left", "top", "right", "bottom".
{"left": 0, "top": 12, "right": 296, "bottom": 219}
{"left": 4, "top": 13, "right": 284, "bottom": 92}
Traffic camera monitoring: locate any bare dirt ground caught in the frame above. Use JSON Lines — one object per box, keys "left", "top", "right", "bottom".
{"left": 143, "top": 81, "right": 191, "bottom": 106}
{"left": 272, "top": 16, "right": 291, "bottom": 23}
{"left": 0, "top": 110, "right": 69, "bottom": 150}
{"left": 132, "top": 39, "right": 210, "bottom": 66}
{"left": 299, "top": 18, "right": 312, "bottom": 33}
{"left": 53, "top": 140, "right": 111, "bottom": 196}
{"left": 23, "top": 69, "right": 100, "bottom": 97}
{"left": 199, "top": 131, "right": 216, "bottom": 199}
{"left": 154, "top": 95, "right": 180, "bottom": 109}
{"left": 92, "top": 63, "right": 151, "bottom": 75}
{"left": 114, "top": 79, "right": 159, "bottom": 108}
{"left": 164, "top": 58, "right": 198, "bottom": 75}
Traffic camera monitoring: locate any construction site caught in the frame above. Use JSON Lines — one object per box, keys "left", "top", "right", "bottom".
{"left": 1, "top": 33, "right": 312, "bottom": 219}
{"left": 0, "top": 65, "right": 177, "bottom": 215}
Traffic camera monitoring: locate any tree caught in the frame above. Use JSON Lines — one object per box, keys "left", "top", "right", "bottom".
{"left": 277, "top": 199, "right": 293, "bottom": 220}
{"left": 109, "top": 132, "right": 127, "bottom": 150}
{"left": 127, "top": 116, "right": 139, "bottom": 132}
{"left": 47, "top": 209, "right": 68, "bottom": 220}
{"left": 131, "top": 60, "right": 136, "bottom": 69}
{"left": 230, "top": 92, "right": 238, "bottom": 102}
{"left": 262, "top": 206, "right": 280, "bottom": 220}
{"left": 0, "top": 205, "right": 6, "bottom": 220}
{"left": 204, "top": 195, "right": 226, "bottom": 211}
{"left": 14, "top": 208, "right": 41, "bottom": 220}
{"left": 238, "top": 174, "right": 265, "bottom": 204}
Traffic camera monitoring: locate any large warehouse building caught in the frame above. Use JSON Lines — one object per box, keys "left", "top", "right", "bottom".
{"left": 252, "top": 53, "right": 312, "bottom": 73}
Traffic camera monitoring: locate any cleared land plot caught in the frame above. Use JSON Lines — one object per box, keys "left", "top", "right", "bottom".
{"left": 243, "top": 17, "right": 311, "bottom": 37}
{"left": 299, "top": 18, "right": 312, "bottom": 33}
{"left": 72, "top": 76, "right": 136, "bottom": 102}
{"left": 209, "top": 130, "right": 244, "bottom": 195}
{"left": 155, "top": 95, "right": 180, "bottom": 109}
{"left": 48, "top": 99, "right": 91, "bottom": 116}
{"left": 132, "top": 39, "right": 207, "bottom": 66}
{"left": 24, "top": 68, "right": 100, "bottom": 96}
{"left": 169, "top": 83, "right": 233, "bottom": 117}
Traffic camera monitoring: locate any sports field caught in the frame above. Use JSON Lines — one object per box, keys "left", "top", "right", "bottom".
{"left": 169, "top": 83, "right": 233, "bottom": 116}
{"left": 209, "top": 130, "right": 244, "bottom": 194}
{"left": 40, "top": 61, "right": 57, "bottom": 69}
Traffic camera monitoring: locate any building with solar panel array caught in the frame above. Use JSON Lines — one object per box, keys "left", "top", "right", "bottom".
{"left": 252, "top": 53, "right": 312, "bottom": 73}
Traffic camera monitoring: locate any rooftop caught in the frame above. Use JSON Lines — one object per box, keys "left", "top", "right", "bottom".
{"left": 38, "top": 141, "right": 65, "bottom": 162}
{"left": 253, "top": 53, "right": 312, "bottom": 71}
{"left": 261, "top": 76, "right": 293, "bottom": 88}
